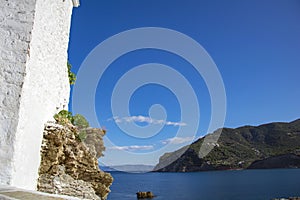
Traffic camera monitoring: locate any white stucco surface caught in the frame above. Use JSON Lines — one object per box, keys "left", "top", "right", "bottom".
{"left": 0, "top": 0, "right": 73, "bottom": 190}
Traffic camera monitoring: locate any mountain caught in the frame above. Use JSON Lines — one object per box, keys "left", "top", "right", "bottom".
{"left": 154, "top": 119, "right": 300, "bottom": 172}
{"left": 100, "top": 165, "right": 154, "bottom": 173}
{"left": 99, "top": 165, "right": 117, "bottom": 172}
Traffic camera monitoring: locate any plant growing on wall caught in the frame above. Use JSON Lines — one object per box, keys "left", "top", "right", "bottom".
{"left": 67, "top": 61, "right": 76, "bottom": 85}
{"left": 54, "top": 110, "right": 74, "bottom": 125}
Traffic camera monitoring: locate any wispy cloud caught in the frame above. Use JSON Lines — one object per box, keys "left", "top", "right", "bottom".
{"left": 161, "top": 136, "right": 193, "bottom": 145}
{"left": 109, "top": 145, "right": 154, "bottom": 151}
{"left": 109, "top": 115, "right": 187, "bottom": 127}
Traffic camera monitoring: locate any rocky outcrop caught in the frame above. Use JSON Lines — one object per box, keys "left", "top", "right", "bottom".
{"left": 136, "top": 191, "right": 155, "bottom": 199}
{"left": 83, "top": 127, "right": 106, "bottom": 159}
{"left": 37, "top": 122, "right": 113, "bottom": 200}
{"left": 38, "top": 165, "right": 99, "bottom": 200}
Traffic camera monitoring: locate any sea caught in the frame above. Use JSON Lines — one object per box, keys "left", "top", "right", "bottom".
{"left": 106, "top": 169, "right": 300, "bottom": 200}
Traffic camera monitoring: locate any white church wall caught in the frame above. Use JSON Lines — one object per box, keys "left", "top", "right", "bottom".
{"left": 0, "top": 0, "right": 74, "bottom": 189}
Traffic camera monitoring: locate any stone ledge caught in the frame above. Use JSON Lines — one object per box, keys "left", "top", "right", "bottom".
{"left": 0, "top": 185, "right": 80, "bottom": 200}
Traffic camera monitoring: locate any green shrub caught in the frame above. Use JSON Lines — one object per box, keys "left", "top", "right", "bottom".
{"left": 53, "top": 111, "right": 94, "bottom": 142}
{"left": 54, "top": 110, "right": 74, "bottom": 125}
{"left": 73, "top": 114, "right": 89, "bottom": 129}
{"left": 73, "top": 114, "right": 89, "bottom": 142}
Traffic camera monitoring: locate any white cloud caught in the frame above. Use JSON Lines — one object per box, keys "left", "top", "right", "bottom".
{"left": 109, "top": 115, "right": 187, "bottom": 127}
{"left": 109, "top": 145, "right": 154, "bottom": 151}
{"left": 161, "top": 136, "right": 193, "bottom": 145}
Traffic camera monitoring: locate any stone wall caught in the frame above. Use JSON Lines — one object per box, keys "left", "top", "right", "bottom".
{"left": 0, "top": 0, "right": 73, "bottom": 190}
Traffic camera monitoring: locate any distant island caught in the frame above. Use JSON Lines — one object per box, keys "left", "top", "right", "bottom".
{"left": 154, "top": 119, "right": 300, "bottom": 172}
{"left": 100, "top": 164, "right": 154, "bottom": 173}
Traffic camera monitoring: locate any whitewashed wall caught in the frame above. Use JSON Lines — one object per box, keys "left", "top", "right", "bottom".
{"left": 0, "top": 0, "right": 73, "bottom": 190}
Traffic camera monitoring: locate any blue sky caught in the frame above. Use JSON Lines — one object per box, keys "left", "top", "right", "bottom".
{"left": 68, "top": 0, "right": 300, "bottom": 166}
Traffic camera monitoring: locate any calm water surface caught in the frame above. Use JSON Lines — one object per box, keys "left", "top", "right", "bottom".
{"left": 107, "top": 169, "right": 300, "bottom": 200}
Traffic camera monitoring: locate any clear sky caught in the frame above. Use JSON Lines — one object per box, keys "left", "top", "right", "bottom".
{"left": 68, "top": 0, "right": 300, "bottom": 166}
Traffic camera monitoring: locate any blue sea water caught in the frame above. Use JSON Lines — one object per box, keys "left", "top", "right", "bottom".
{"left": 107, "top": 169, "right": 300, "bottom": 200}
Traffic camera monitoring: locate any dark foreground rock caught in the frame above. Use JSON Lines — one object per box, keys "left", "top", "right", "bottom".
{"left": 136, "top": 191, "right": 155, "bottom": 199}
{"left": 38, "top": 122, "right": 113, "bottom": 200}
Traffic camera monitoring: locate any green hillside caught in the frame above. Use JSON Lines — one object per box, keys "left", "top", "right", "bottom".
{"left": 154, "top": 119, "right": 300, "bottom": 172}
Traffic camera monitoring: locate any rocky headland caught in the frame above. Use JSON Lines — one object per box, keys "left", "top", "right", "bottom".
{"left": 154, "top": 119, "right": 300, "bottom": 172}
